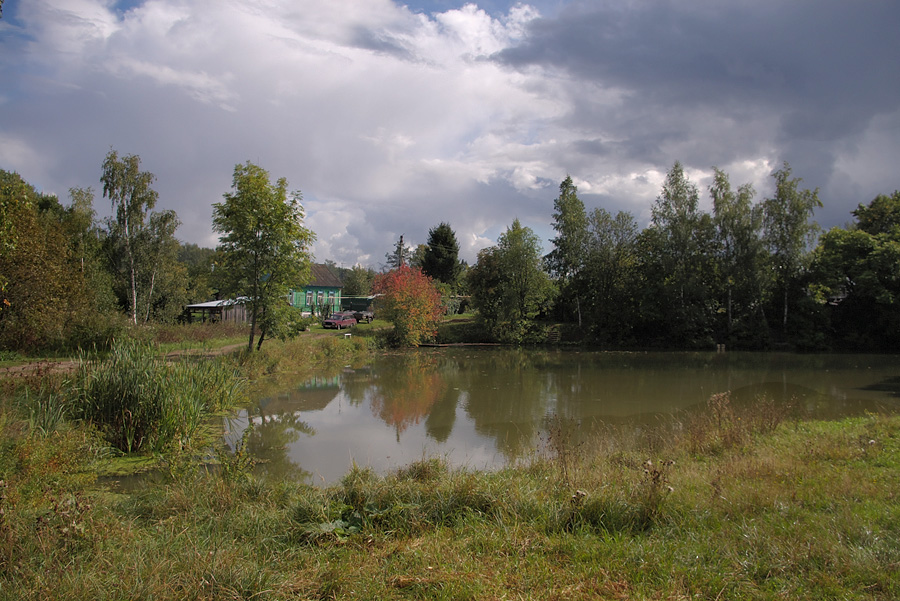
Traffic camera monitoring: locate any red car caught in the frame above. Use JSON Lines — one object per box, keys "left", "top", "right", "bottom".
{"left": 322, "top": 311, "right": 357, "bottom": 329}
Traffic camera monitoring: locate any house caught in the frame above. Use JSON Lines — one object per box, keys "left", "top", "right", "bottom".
{"left": 289, "top": 263, "right": 343, "bottom": 317}
{"left": 183, "top": 297, "right": 250, "bottom": 324}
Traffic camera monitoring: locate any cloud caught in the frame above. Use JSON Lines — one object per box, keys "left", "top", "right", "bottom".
{"left": 494, "top": 0, "right": 900, "bottom": 222}
{"left": 1, "top": 0, "right": 898, "bottom": 270}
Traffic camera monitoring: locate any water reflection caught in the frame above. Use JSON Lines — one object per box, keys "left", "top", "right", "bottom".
{"left": 369, "top": 352, "right": 446, "bottom": 438}
{"left": 226, "top": 349, "right": 900, "bottom": 485}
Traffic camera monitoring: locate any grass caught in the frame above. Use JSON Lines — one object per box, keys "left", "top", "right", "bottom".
{"left": 224, "top": 333, "right": 374, "bottom": 381}
{"left": 0, "top": 377, "right": 898, "bottom": 599}
{"left": 68, "top": 340, "right": 245, "bottom": 453}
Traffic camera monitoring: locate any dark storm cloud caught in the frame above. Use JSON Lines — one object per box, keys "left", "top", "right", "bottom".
{"left": 2, "top": 0, "right": 898, "bottom": 268}
{"left": 499, "top": 1, "right": 899, "bottom": 119}
{"left": 495, "top": 0, "right": 900, "bottom": 219}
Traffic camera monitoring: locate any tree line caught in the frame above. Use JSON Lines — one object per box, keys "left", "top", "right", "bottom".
{"left": 2, "top": 152, "right": 897, "bottom": 353}
{"left": 466, "top": 162, "right": 899, "bottom": 351}
{"left": 374, "top": 161, "right": 898, "bottom": 351}
{"left": 0, "top": 152, "right": 315, "bottom": 353}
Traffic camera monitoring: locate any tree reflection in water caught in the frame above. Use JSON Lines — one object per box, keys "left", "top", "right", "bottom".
{"left": 368, "top": 352, "right": 446, "bottom": 439}
{"left": 239, "top": 371, "right": 346, "bottom": 481}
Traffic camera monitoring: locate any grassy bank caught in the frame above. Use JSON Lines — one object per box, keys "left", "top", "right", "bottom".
{"left": 0, "top": 380, "right": 897, "bottom": 599}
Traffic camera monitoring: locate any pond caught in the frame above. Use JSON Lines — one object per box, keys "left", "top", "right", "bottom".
{"left": 224, "top": 349, "right": 900, "bottom": 485}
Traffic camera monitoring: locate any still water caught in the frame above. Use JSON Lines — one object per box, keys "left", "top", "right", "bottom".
{"left": 224, "top": 349, "right": 900, "bottom": 485}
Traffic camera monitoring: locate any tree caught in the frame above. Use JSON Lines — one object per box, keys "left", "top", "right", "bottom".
{"left": 0, "top": 170, "right": 31, "bottom": 313}
{"left": 372, "top": 265, "right": 444, "bottom": 347}
{"left": 469, "top": 219, "right": 554, "bottom": 343}
{"left": 342, "top": 264, "right": 376, "bottom": 297}
{"left": 709, "top": 167, "right": 767, "bottom": 343}
{"left": 762, "top": 162, "right": 822, "bottom": 330}
{"left": 546, "top": 176, "right": 589, "bottom": 325}
{"left": 212, "top": 161, "right": 315, "bottom": 351}
{"left": 852, "top": 191, "right": 900, "bottom": 236}
{"left": 178, "top": 243, "right": 218, "bottom": 304}
{"left": 384, "top": 235, "right": 412, "bottom": 270}
{"left": 101, "top": 149, "right": 181, "bottom": 325}
{"left": 640, "top": 162, "right": 717, "bottom": 345}
{"left": 467, "top": 246, "right": 503, "bottom": 327}
{"left": 410, "top": 244, "right": 427, "bottom": 270}
{"left": 811, "top": 192, "right": 900, "bottom": 350}
{"left": 421, "top": 222, "right": 462, "bottom": 288}
{"left": 63, "top": 187, "right": 119, "bottom": 319}
{"left": 582, "top": 207, "right": 640, "bottom": 344}
{"left": 138, "top": 210, "right": 186, "bottom": 322}
{"left": 0, "top": 173, "right": 98, "bottom": 351}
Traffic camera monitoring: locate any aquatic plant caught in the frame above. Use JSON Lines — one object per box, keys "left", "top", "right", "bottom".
{"left": 70, "top": 340, "right": 243, "bottom": 453}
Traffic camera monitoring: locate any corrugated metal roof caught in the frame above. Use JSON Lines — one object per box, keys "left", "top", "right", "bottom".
{"left": 308, "top": 263, "right": 343, "bottom": 288}
{"left": 185, "top": 297, "right": 249, "bottom": 309}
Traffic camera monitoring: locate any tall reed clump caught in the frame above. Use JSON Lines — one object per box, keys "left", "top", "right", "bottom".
{"left": 70, "top": 340, "right": 244, "bottom": 453}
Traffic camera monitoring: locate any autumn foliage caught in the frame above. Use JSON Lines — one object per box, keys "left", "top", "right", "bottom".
{"left": 373, "top": 265, "right": 444, "bottom": 347}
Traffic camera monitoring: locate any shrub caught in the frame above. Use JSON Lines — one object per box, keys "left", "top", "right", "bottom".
{"left": 373, "top": 266, "right": 444, "bottom": 347}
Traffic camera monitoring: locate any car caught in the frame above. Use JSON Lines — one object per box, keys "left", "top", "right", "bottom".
{"left": 352, "top": 310, "right": 374, "bottom": 323}
{"left": 322, "top": 311, "right": 358, "bottom": 329}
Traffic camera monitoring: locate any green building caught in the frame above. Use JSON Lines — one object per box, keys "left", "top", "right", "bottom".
{"left": 290, "top": 263, "right": 343, "bottom": 316}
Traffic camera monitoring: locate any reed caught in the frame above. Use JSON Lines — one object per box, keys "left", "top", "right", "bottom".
{"left": 69, "top": 340, "right": 244, "bottom": 453}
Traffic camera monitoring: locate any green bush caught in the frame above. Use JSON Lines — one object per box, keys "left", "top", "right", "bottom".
{"left": 65, "top": 311, "right": 131, "bottom": 352}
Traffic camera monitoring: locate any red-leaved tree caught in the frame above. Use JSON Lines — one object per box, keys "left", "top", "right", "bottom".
{"left": 373, "top": 265, "right": 444, "bottom": 347}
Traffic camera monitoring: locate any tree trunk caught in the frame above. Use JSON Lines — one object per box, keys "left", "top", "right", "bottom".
{"left": 123, "top": 202, "right": 139, "bottom": 325}
{"left": 727, "top": 286, "right": 732, "bottom": 333}
{"left": 144, "top": 269, "right": 157, "bottom": 323}
{"left": 248, "top": 289, "right": 258, "bottom": 352}
{"left": 782, "top": 286, "right": 788, "bottom": 330}
{"left": 256, "top": 328, "right": 266, "bottom": 351}
{"left": 129, "top": 257, "right": 138, "bottom": 325}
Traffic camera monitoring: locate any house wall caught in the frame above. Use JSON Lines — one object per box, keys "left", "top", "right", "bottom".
{"left": 290, "top": 286, "right": 341, "bottom": 315}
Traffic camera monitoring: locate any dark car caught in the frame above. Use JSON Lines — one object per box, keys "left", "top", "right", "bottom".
{"left": 352, "top": 310, "right": 374, "bottom": 323}
{"left": 322, "top": 312, "right": 357, "bottom": 330}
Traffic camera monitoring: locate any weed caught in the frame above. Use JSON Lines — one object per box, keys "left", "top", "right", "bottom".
{"left": 0, "top": 351, "right": 23, "bottom": 363}
{"left": 216, "top": 421, "right": 256, "bottom": 486}
{"left": 686, "top": 391, "right": 788, "bottom": 455}
{"left": 21, "top": 386, "right": 68, "bottom": 436}
{"left": 33, "top": 492, "right": 95, "bottom": 555}
{"left": 150, "top": 321, "right": 249, "bottom": 346}
{"left": 631, "top": 458, "right": 675, "bottom": 528}
{"left": 396, "top": 457, "right": 448, "bottom": 483}
{"left": 541, "top": 413, "right": 584, "bottom": 490}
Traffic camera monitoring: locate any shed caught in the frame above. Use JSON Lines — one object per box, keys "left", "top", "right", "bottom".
{"left": 183, "top": 297, "right": 249, "bottom": 324}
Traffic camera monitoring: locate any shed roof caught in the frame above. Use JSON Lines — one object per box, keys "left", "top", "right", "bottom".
{"left": 185, "top": 297, "right": 249, "bottom": 310}
{"left": 308, "top": 264, "right": 343, "bottom": 288}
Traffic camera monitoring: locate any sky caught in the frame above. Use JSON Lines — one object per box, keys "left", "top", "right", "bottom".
{"left": 1, "top": 0, "right": 898, "bottom": 268}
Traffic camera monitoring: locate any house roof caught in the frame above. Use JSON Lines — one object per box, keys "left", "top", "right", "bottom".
{"left": 185, "top": 297, "right": 249, "bottom": 309}
{"left": 308, "top": 263, "right": 343, "bottom": 288}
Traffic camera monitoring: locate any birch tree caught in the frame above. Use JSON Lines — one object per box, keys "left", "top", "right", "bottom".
{"left": 101, "top": 150, "right": 163, "bottom": 325}
{"left": 762, "top": 163, "right": 822, "bottom": 330}
{"left": 710, "top": 167, "right": 766, "bottom": 338}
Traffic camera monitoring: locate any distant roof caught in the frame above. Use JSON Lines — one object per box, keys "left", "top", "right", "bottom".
{"left": 308, "top": 263, "right": 343, "bottom": 288}
{"left": 185, "top": 297, "right": 249, "bottom": 309}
